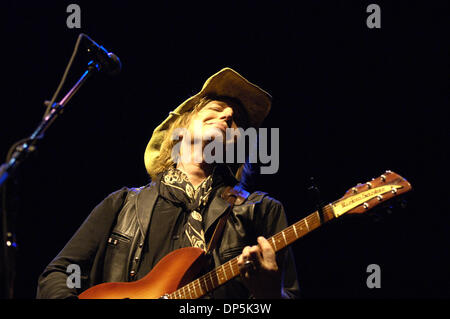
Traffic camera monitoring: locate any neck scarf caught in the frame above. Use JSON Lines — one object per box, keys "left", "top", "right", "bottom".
{"left": 159, "top": 167, "right": 221, "bottom": 251}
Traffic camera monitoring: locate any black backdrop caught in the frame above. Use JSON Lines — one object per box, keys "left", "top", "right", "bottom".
{"left": 0, "top": 0, "right": 448, "bottom": 299}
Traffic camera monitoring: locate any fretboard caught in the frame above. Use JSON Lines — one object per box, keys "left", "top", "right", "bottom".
{"left": 168, "top": 204, "right": 335, "bottom": 299}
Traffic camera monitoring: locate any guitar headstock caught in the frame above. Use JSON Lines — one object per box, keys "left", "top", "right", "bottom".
{"left": 332, "top": 170, "right": 412, "bottom": 218}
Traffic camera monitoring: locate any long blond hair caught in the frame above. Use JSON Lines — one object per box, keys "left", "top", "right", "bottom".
{"left": 149, "top": 97, "right": 212, "bottom": 179}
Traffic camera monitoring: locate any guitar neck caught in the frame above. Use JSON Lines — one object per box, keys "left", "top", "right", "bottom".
{"left": 168, "top": 204, "right": 336, "bottom": 299}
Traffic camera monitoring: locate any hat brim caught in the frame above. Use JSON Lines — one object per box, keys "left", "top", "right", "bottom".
{"left": 144, "top": 67, "right": 272, "bottom": 177}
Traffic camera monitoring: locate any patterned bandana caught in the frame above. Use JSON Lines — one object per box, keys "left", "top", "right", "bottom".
{"left": 159, "top": 167, "right": 220, "bottom": 251}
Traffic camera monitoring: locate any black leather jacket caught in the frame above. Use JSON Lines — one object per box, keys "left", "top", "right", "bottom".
{"left": 36, "top": 179, "right": 300, "bottom": 299}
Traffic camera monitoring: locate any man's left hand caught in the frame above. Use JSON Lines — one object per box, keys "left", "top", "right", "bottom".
{"left": 236, "top": 236, "right": 282, "bottom": 298}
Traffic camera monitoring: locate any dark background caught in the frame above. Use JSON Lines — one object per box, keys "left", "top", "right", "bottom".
{"left": 0, "top": 0, "right": 448, "bottom": 299}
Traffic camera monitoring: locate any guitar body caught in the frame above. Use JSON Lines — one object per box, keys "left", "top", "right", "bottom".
{"left": 78, "top": 247, "right": 206, "bottom": 299}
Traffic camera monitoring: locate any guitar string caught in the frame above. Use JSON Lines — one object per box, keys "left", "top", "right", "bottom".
{"left": 172, "top": 195, "right": 396, "bottom": 299}
{"left": 169, "top": 188, "right": 401, "bottom": 298}
{"left": 186, "top": 206, "right": 341, "bottom": 299}
{"left": 169, "top": 210, "right": 331, "bottom": 298}
{"left": 169, "top": 213, "right": 326, "bottom": 299}
{"left": 169, "top": 228, "right": 311, "bottom": 299}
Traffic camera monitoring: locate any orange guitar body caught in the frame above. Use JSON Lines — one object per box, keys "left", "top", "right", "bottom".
{"left": 78, "top": 247, "right": 206, "bottom": 299}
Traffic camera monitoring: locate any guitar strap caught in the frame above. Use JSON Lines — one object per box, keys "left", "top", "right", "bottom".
{"left": 205, "top": 185, "right": 249, "bottom": 254}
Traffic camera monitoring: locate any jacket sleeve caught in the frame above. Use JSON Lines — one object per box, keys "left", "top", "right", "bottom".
{"left": 256, "top": 196, "right": 301, "bottom": 299}
{"left": 36, "top": 187, "right": 129, "bottom": 299}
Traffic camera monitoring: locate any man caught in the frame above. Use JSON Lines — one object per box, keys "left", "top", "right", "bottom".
{"left": 36, "top": 68, "right": 300, "bottom": 299}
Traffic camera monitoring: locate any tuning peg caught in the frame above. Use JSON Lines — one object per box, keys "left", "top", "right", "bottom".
{"left": 352, "top": 187, "right": 358, "bottom": 194}
{"left": 366, "top": 182, "right": 372, "bottom": 189}
{"left": 381, "top": 174, "right": 387, "bottom": 182}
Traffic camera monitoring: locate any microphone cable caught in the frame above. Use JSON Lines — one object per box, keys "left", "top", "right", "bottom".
{"left": 43, "top": 33, "right": 85, "bottom": 118}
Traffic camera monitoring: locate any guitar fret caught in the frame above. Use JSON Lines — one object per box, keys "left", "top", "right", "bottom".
{"left": 187, "top": 285, "right": 192, "bottom": 299}
{"left": 188, "top": 284, "right": 193, "bottom": 299}
{"left": 282, "top": 230, "right": 287, "bottom": 245}
{"left": 230, "top": 261, "right": 235, "bottom": 276}
{"left": 204, "top": 274, "right": 209, "bottom": 292}
{"left": 193, "top": 280, "right": 202, "bottom": 298}
{"left": 304, "top": 219, "right": 310, "bottom": 231}
{"left": 196, "top": 279, "right": 204, "bottom": 296}
{"left": 213, "top": 271, "right": 219, "bottom": 288}
{"left": 209, "top": 273, "right": 214, "bottom": 289}
{"left": 202, "top": 276, "right": 209, "bottom": 293}
{"left": 202, "top": 280, "right": 206, "bottom": 295}
{"left": 196, "top": 283, "right": 200, "bottom": 297}
{"left": 293, "top": 224, "right": 298, "bottom": 238}
{"left": 271, "top": 237, "right": 277, "bottom": 250}
{"left": 222, "top": 265, "right": 228, "bottom": 281}
{"left": 209, "top": 271, "right": 214, "bottom": 289}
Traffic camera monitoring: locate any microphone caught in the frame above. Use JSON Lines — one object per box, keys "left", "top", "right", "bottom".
{"left": 82, "top": 34, "right": 122, "bottom": 75}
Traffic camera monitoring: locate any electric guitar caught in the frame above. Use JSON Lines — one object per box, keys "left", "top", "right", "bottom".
{"left": 78, "top": 170, "right": 411, "bottom": 299}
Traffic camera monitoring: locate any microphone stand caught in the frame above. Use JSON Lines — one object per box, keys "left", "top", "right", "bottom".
{"left": 0, "top": 59, "right": 101, "bottom": 298}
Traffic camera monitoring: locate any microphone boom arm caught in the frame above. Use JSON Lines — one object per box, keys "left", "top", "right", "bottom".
{"left": 0, "top": 61, "right": 100, "bottom": 188}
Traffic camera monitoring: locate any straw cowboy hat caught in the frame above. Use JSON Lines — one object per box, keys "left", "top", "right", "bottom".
{"left": 144, "top": 67, "right": 272, "bottom": 177}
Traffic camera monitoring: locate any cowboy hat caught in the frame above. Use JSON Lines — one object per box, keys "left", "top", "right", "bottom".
{"left": 144, "top": 67, "right": 272, "bottom": 177}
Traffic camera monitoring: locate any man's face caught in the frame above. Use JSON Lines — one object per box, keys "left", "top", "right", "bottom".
{"left": 175, "top": 99, "right": 248, "bottom": 165}
{"left": 187, "top": 100, "right": 240, "bottom": 143}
